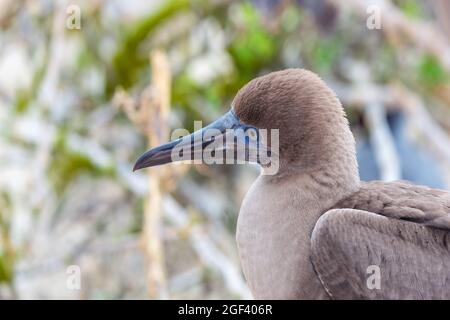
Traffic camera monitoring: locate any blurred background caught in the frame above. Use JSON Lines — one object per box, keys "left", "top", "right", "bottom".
{"left": 1, "top": 0, "right": 450, "bottom": 299}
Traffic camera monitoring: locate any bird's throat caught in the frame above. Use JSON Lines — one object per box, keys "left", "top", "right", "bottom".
{"left": 236, "top": 168, "right": 359, "bottom": 299}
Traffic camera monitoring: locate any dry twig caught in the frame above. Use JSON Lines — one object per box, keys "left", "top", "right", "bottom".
{"left": 114, "top": 50, "right": 173, "bottom": 299}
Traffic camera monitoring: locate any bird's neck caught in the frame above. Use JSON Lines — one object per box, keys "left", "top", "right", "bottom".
{"left": 263, "top": 161, "right": 360, "bottom": 216}
{"left": 237, "top": 162, "right": 359, "bottom": 299}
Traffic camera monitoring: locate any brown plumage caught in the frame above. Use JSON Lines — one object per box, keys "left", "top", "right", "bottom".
{"left": 134, "top": 68, "right": 450, "bottom": 299}
{"left": 311, "top": 208, "right": 450, "bottom": 299}
{"left": 335, "top": 181, "right": 450, "bottom": 230}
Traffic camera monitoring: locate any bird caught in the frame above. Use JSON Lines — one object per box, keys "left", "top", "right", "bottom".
{"left": 133, "top": 69, "right": 450, "bottom": 299}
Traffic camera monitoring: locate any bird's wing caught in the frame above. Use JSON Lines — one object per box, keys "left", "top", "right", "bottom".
{"left": 334, "top": 180, "right": 450, "bottom": 230}
{"left": 310, "top": 209, "right": 450, "bottom": 299}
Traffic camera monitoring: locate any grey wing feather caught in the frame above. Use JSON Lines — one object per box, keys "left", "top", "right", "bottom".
{"left": 311, "top": 209, "right": 450, "bottom": 299}
{"left": 335, "top": 181, "right": 450, "bottom": 230}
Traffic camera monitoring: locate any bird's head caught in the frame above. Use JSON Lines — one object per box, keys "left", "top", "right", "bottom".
{"left": 133, "top": 69, "right": 357, "bottom": 177}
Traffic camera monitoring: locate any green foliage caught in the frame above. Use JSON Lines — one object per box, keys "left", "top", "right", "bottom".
{"left": 396, "top": 0, "right": 423, "bottom": 19}
{"left": 0, "top": 193, "right": 14, "bottom": 284}
{"left": 171, "top": 2, "right": 278, "bottom": 127}
{"left": 49, "top": 131, "right": 114, "bottom": 195}
{"left": 372, "top": 44, "right": 398, "bottom": 82}
{"left": 13, "top": 63, "right": 46, "bottom": 114}
{"left": 418, "top": 55, "right": 449, "bottom": 88}
{"left": 308, "top": 36, "right": 343, "bottom": 74}
{"left": 228, "top": 2, "right": 277, "bottom": 81}
{"left": 107, "top": 0, "right": 190, "bottom": 94}
{"left": 14, "top": 89, "right": 32, "bottom": 114}
{"left": 0, "top": 253, "right": 14, "bottom": 284}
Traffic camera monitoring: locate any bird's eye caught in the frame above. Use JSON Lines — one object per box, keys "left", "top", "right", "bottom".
{"left": 246, "top": 128, "right": 258, "bottom": 141}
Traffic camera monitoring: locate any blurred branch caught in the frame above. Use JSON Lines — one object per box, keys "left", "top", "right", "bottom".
{"left": 142, "top": 50, "right": 171, "bottom": 299}
{"left": 29, "top": 1, "right": 67, "bottom": 270}
{"left": 328, "top": 0, "right": 450, "bottom": 71}
{"left": 391, "top": 85, "right": 450, "bottom": 163}
{"left": 432, "top": 0, "right": 450, "bottom": 39}
{"left": 364, "top": 102, "right": 401, "bottom": 181}
{"left": 38, "top": 0, "right": 67, "bottom": 108}
{"left": 163, "top": 195, "right": 252, "bottom": 299}
{"left": 331, "top": 81, "right": 450, "bottom": 165}
{"left": 0, "top": 0, "right": 21, "bottom": 28}
{"left": 168, "top": 267, "right": 203, "bottom": 293}
{"left": 114, "top": 50, "right": 173, "bottom": 299}
{"left": 340, "top": 61, "right": 401, "bottom": 181}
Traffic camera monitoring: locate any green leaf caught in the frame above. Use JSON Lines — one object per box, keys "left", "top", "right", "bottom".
{"left": 397, "top": 0, "right": 423, "bottom": 19}
{"left": 417, "top": 55, "right": 449, "bottom": 88}
{"left": 107, "top": 0, "right": 191, "bottom": 94}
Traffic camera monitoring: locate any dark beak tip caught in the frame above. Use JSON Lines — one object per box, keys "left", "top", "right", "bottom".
{"left": 132, "top": 158, "right": 146, "bottom": 172}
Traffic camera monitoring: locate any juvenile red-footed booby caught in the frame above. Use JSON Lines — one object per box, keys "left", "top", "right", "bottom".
{"left": 134, "top": 69, "right": 450, "bottom": 299}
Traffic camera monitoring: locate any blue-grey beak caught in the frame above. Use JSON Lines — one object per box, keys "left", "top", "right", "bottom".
{"left": 133, "top": 110, "right": 266, "bottom": 171}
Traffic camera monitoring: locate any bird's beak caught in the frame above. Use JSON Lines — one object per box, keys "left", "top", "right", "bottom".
{"left": 133, "top": 110, "right": 271, "bottom": 171}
